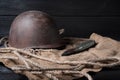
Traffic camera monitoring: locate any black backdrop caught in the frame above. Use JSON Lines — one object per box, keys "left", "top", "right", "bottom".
{"left": 0, "top": 0, "right": 120, "bottom": 39}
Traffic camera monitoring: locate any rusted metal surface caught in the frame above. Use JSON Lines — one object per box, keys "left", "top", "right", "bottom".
{"left": 9, "top": 10, "right": 64, "bottom": 49}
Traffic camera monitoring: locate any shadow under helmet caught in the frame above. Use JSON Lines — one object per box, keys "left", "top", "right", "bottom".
{"left": 9, "top": 10, "right": 64, "bottom": 49}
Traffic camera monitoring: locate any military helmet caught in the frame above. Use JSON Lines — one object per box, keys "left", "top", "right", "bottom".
{"left": 9, "top": 10, "right": 64, "bottom": 49}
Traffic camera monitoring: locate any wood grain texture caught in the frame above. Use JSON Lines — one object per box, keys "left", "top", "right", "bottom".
{"left": 55, "top": 17, "right": 120, "bottom": 39}
{"left": 0, "top": 16, "right": 120, "bottom": 39}
{"left": 0, "top": 0, "right": 120, "bottom": 16}
{"left": 0, "top": 0, "right": 120, "bottom": 39}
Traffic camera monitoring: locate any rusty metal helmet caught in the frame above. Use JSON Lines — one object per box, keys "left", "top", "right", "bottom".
{"left": 8, "top": 10, "right": 64, "bottom": 49}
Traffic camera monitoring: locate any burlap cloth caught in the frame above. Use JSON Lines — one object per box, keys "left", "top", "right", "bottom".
{"left": 0, "top": 33, "right": 120, "bottom": 80}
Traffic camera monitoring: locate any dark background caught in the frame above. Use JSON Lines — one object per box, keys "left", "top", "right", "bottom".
{"left": 0, "top": 0, "right": 120, "bottom": 39}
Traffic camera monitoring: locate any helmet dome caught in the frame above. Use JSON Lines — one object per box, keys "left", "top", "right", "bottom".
{"left": 9, "top": 10, "right": 64, "bottom": 49}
